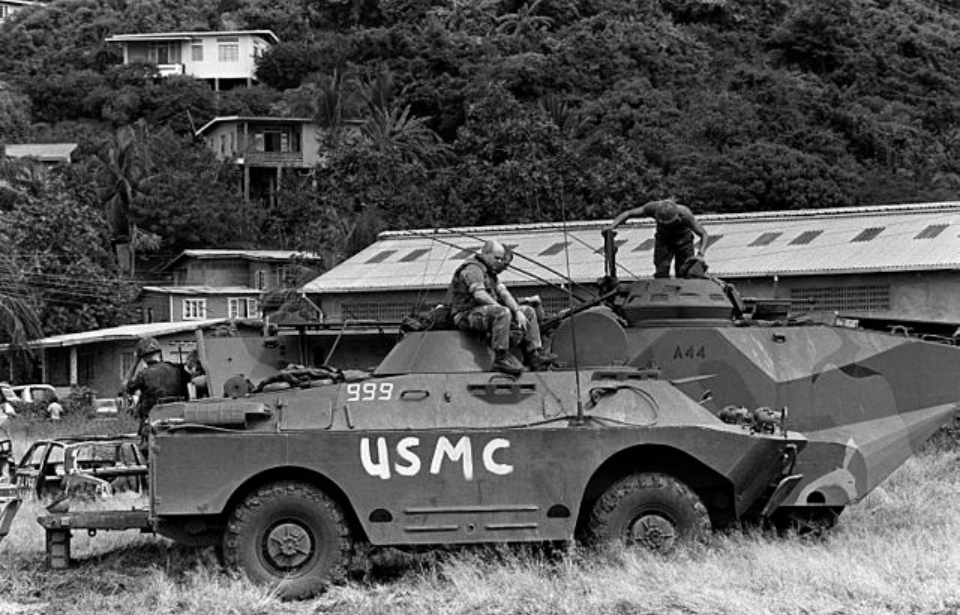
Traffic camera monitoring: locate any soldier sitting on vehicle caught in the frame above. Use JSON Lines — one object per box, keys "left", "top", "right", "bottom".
{"left": 448, "top": 240, "right": 556, "bottom": 375}
{"left": 121, "top": 337, "right": 189, "bottom": 457}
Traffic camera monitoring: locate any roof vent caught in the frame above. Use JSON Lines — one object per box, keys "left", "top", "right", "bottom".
{"left": 851, "top": 227, "right": 884, "bottom": 243}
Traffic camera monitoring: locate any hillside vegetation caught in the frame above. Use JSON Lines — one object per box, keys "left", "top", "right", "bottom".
{"left": 2, "top": 0, "right": 960, "bottom": 335}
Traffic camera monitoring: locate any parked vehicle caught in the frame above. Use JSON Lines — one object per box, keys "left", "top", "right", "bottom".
{"left": 0, "top": 383, "right": 19, "bottom": 421}
{"left": 14, "top": 435, "right": 147, "bottom": 501}
{"left": 91, "top": 398, "right": 120, "bottom": 419}
{"left": 0, "top": 428, "right": 20, "bottom": 546}
{"left": 11, "top": 384, "right": 59, "bottom": 406}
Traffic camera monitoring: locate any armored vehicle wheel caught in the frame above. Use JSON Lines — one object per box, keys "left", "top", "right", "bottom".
{"left": 223, "top": 481, "right": 353, "bottom": 599}
{"left": 587, "top": 473, "right": 710, "bottom": 553}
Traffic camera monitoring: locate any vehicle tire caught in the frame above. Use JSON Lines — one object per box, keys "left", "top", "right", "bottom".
{"left": 223, "top": 481, "right": 353, "bottom": 599}
{"left": 586, "top": 472, "right": 711, "bottom": 553}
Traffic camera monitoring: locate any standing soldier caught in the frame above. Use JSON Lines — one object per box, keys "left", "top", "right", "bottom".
{"left": 606, "top": 199, "right": 710, "bottom": 279}
{"left": 121, "top": 337, "right": 189, "bottom": 457}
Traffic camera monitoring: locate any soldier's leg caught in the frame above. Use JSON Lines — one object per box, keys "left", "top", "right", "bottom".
{"left": 460, "top": 305, "right": 512, "bottom": 351}
{"left": 673, "top": 239, "right": 697, "bottom": 278}
{"left": 653, "top": 240, "right": 673, "bottom": 278}
{"left": 518, "top": 305, "right": 543, "bottom": 349}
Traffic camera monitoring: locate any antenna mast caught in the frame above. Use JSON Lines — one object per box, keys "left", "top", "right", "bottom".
{"left": 558, "top": 184, "right": 585, "bottom": 425}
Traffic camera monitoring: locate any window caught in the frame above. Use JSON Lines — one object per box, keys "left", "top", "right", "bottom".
{"left": 633, "top": 238, "right": 655, "bottom": 252}
{"left": 255, "top": 270, "right": 267, "bottom": 290}
{"left": 539, "top": 242, "right": 569, "bottom": 257}
{"left": 400, "top": 248, "right": 431, "bottom": 262}
{"left": 851, "top": 227, "right": 884, "bottom": 242}
{"left": 366, "top": 250, "right": 396, "bottom": 264}
{"left": 228, "top": 297, "right": 260, "bottom": 319}
{"left": 152, "top": 42, "right": 181, "bottom": 64}
{"left": 749, "top": 232, "right": 782, "bottom": 247}
{"left": 790, "top": 230, "right": 823, "bottom": 245}
{"left": 218, "top": 44, "right": 239, "bottom": 62}
{"left": 915, "top": 224, "right": 948, "bottom": 239}
{"left": 595, "top": 239, "right": 627, "bottom": 254}
{"left": 451, "top": 248, "right": 476, "bottom": 260}
{"left": 191, "top": 43, "right": 203, "bottom": 61}
{"left": 791, "top": 285, "right": 889, "bottom": 313}
{"left": 183, "top": 298, "right": 207, "bottom": 320}
{"left": 121, "top": 353, "right": 136, "bottom": 379}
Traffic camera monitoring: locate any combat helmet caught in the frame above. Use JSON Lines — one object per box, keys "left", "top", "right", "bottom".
{"left": 135, "top": 337, "right": 162, "bottom": 359}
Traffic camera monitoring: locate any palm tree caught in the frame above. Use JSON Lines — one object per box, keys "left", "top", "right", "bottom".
{"left": 355, "top": 70, "right": 449, "bottom": 168}
{"left": 0, "top": 253, "right": 42, "bottom": 366}
{"left": 92, "top": 121, "right": 154, "bottom": 276}
{"left": 288, "top": 70, "right": 361, "bottom": 149}
{"left": 495, "top": 0, "right": 553, "bottom": 37}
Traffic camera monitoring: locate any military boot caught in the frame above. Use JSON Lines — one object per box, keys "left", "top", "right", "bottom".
{"left": 493, "top": 349, "right": 524, "bottom": 376}
{"left": 528, "top": 348, "right": 558, "bottom": 371}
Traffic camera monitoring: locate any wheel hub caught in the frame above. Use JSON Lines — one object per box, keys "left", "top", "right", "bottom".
{"left": 265, "top": 522, "right": 314, "bottom": 569}
{"left": 629, "top": 513, "right": 677, "bottom": 551}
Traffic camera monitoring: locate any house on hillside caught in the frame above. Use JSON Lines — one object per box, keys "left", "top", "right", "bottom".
{"left": 138, "top": 249, "right": 321, "bottom": 323}
{"left": 196, "top": 116, "right": 362, "bottom": 204}
{"left": 0, "top": 0, "right": 40, "bottom": 23}
{"left": 104, "top": 30, "right": 277, "bottom": 90}
{"left": 294, "top": 202, "right": 960, "bottom": 365}
{"left": 1, "top": 143, "right": 77, "bottom": 165}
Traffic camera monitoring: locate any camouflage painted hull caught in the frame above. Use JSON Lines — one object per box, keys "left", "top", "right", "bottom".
{"left": 623, "top": 325, "right": 960, "bottom": 507}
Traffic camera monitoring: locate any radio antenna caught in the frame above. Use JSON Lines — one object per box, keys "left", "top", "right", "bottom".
{"left": 558, "top": 183, "right": 585, "bottom": 425}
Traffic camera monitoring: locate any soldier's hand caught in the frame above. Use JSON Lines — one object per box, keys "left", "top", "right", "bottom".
{"left": 514, "top": 309, "right": 529, "bottom": 331}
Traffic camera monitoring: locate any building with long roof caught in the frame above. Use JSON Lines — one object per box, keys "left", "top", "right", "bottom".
{"left": 302, "top": 202, "right": 960, "bottom": 330}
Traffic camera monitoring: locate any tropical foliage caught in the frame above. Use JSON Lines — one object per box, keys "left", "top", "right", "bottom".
{"left": 1, "top": 0, "right": 960, "bottom": 337}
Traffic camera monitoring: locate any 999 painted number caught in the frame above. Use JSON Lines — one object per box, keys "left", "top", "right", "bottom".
{"left": 346, "top": 382, "right": 394, "bottom": 402}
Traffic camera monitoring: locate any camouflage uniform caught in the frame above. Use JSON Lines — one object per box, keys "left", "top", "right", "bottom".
{"left": 654, "top": 216, "right": 697, "bottom": 278}
{"left": 449, "top": 257, "right": 543, "bottom": 352}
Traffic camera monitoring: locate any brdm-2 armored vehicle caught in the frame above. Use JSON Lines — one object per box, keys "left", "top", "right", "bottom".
{"left": 39, "top": 332, "right": 804, "bottom": 599}
{"left": 551, "top": 230, "right": 960, "bottom": 528}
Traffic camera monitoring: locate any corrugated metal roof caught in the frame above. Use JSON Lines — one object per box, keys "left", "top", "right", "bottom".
{"left": 105, "top": 30, "right": 279, "bottom": 44}
{"left": 142, "top": 286, "right": 262, "bottom": 295}
{"left": 303, "top": 202, "right": 960, "bottom": 293}
{"left": 4, "top": 143, "right": 77, "bottom": 163}
{"left": 12, "top": 319, "right": 228, "bottom": 350}
{"left": 159, "top": 249, "right": 320, "bottom": 271}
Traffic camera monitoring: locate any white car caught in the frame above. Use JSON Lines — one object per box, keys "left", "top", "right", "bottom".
{"left": 11, "top": 384, "right": 58, "bottom": 406}
{"left": 0, "top": 384, "right": 18, "bottom": 420}
{"left": 91, "top": 398, "right": 119, "bottom": 419}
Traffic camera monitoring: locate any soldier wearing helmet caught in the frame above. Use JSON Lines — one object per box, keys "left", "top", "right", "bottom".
{"left": 122, "top": 337, "right": 189, "bottom": 456}
{"left": 606, "top": 199, "right": 710, "bottom": 278}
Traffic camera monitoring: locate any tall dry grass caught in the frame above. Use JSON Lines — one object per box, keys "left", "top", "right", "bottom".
{"left": 0, "top": 419, "right": 957, "bottom": 615}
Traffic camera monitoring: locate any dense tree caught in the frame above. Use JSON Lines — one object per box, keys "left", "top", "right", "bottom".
{"left": 2, "top": 0, "right": 960, "bottom": 273}
{"left": 0, "top": 160, "right": 138, "bottom": 338}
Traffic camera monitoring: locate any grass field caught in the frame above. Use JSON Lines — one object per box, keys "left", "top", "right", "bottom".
{"left": 1, "top": 419, "right": 958, "bottom": 615}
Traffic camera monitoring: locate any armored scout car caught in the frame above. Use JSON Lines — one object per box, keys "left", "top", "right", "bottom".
{"left": 39, "top": 330, "right": 804, "bottom": 599}
{"left": 550, "top": 230, "right": 960, "bottom": 529}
